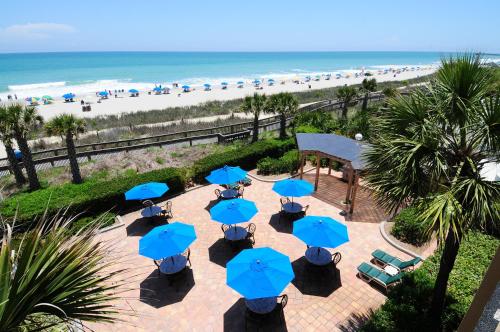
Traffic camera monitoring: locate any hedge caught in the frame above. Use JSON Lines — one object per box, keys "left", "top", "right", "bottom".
{"left": 0, "top": 167, "right": 186, "bottom": 224}
{"left": 257, "top": 150, "right": 300, "bottom": 175}
{"left": 191, "top": 138, "right": 296, "bottom": 183}
{"left": 391, "top": 207, "right": 432, "bottom": 246}
{"left": 361, "top": 231, "right": 500, "bottom": 332}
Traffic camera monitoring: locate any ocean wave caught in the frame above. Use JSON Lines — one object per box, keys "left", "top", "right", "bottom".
{"left": 8, "top": 81, "right": 66, "bottom": 91}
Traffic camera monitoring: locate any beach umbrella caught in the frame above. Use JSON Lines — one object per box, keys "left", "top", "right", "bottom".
{"left": 227, "top": 247, "right": 294, "bottom": 300}
{"left": 62, "top": 93, "right": 75, "bottom": 99}
{"left": 182, "top": 85, "right": 190, "bottom": 89}
{"left": 293, "top": 216, "right": 349, "bottom": 248}
{"left": 237, "top": 81, "right": 244, "bottom": 85}
{"left": 139, "top": 222, "right": 197, "bottom": 260}
{"left": 221, "top": 82, "right": 228, "bottom": 86}
{"left": 252, "top": 79, "right": 261, "bottom": 85}
{"left": 210, "top": 199, "right": 258, "bottom": 225}
{"left": 204, "top": 83, "right": 211, "bottom": 88}
{"left": 98, "top": 91, "right": 108, "bottom": 97}
{"left": 14, "top": 149, "right": 22, "bottom": 160}
{"left": 205, "top": 165, "right": 247, "bottom": 185}
{"left": 125, "top": 182, "right": 169, "bottom": 200}
{"left": 153, "top": 87, "right": 162, "bottom": 92}
{"left": 42, "top": 95, "right": 53, "bottom": 100}
{"left": 129, "top": 89, "right": 139, "bottom": 93}
{"left": 25, "top": 97, "right": 39, "bottom": 103}
{"left": 272, "top": 179, "right": 314, "bottom": 198}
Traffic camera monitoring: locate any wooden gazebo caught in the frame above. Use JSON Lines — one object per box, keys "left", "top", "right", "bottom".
{"left": 296, "top": 133, "right": 368, "bottom": 215}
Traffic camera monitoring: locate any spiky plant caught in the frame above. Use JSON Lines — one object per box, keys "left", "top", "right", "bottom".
{"left": 0, "top": 215, "right": 126, "bottom": 331}
{"left": 241, "top": 93, "right": 267, "bottom": 142}
{"left": 336, "top": 86, "right": 358, "bottom": 121}
{"left": 364, "top": 54, "right": 500, "bottom": 329}
{"left": 265, "top": 92, "right": 299, "bottom": 139}
{"left": 360, "top": 78, "right": 377, "bottom": 110}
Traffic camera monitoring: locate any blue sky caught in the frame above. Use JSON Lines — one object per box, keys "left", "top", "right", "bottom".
{"left": 0, "top": 0, "right": 498, "bottom": 53}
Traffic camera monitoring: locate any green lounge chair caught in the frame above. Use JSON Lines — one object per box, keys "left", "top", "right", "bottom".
{"left": 371, "top": 249, "right": 421, "bottom": 271}
{"left": 357, "top": 262, "right": 402, "bottom": 291}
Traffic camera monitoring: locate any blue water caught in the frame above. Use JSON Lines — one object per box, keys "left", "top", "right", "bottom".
{"left": 1, "top": 51, "right": 498, "bottom": 97}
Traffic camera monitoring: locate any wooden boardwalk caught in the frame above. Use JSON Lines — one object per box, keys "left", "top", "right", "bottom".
{"left": 303, "top": 173, "right": 389, "bottom": 223}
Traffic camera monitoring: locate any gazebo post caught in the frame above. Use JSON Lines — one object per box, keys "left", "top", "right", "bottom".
{"left": 328, "top": 159, "right": 332, "bottom": 175}
{"left": 345, "top": 165, "right": 354, "bottom": 204}
{"left": 349, "top": 172, "right": 360, "bottom": 215}
{"left": 314, "top": 152, "right": 321, "bottom": 191}
{"left": 299, "top": 152, "right": 306, "bottom": 179}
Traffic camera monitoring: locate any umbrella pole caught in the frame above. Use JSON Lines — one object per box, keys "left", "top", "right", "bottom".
{"left": 317, "top": 247, "right": 320, "bottom": 257}
{"left": 171, "top": 256, "right": 175, "bottom": 264}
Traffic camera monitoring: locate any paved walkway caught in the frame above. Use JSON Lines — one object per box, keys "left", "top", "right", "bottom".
{"left": 91, "top": 176, "right": 426, "bottom": 332}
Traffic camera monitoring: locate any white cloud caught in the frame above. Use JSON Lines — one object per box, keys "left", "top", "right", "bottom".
{"left": 0, "top": 23, "right": 76, "bottom": 40}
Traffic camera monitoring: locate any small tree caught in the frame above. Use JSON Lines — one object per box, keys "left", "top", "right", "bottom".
{"left": 45, "top": 114, "right": 86, "bottom": 184}
{"left": 6, "top": 103, "right": 43, "bottom": 191}
{"left": 360, "top": 78, "right": 377, "bottom": 110}
{"left": 336, "top": 86, "right": 358, "bottom": 121}
{"left": 266, "top": 92, "right": 299, "bottom": 139}
{"left": 241, "top": 93, "right": 267, "bottom": 143}
{"left": 0, "top": 104, "right": 26, "bottom": 187}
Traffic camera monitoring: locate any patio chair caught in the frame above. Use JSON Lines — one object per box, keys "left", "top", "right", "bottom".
{"left": 221, "top": 224, "right": 231, "bottom": 241}
{"left": 246, "top": 223, "right": 256, "bottom": 245}
{"left": 371, "top": 249, "right": 421, "bottom": 271}
{"left": 357, "top": 262, "right": 403, "bottom": 291}
{"left": 237, "top": 186, "right": 245, "bottom": 198}
{"left": 245, "top": 294, "right": 288, "bottom": 331}
{"left": 239, "top": 177, "right": 252, "bottom": 186}
{"left": 278, "top": 197, "right": 291, "bottom": 224}
{"left": 154, "top": 249, "right": 191, "bottom": 289}
{"left": 142, "top": 200, "right": 154, "bottom": 208}
{"left": 160, "top": 201, "right": 173, "bottom": 219}
{"left": 215, "top": 189, "right": 222, "bottom": 200}
{"left": 297, "top": 204, "right": 310, "bottom": 219}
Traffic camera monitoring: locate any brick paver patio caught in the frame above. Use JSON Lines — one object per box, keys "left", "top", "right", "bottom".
{"left": 91, "top": 175, "right": 424, "bottom": 332}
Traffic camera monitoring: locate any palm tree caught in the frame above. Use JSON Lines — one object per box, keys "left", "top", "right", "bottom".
{"left": 335, "top": 86, "right": 358, "bottom": 121}
{"left": 266, "top": 92, "right": 299, "bottom": 139}
{"left": 241, "top": 93, "right": 267, "bottom": 142}
{"left": 0, "top": 215, "right": 125, "bottom": 330}
{"left": 0, "top": 104, "right": 26, "bottom": 187}
{"left": 45, "top": 114, "right": 86, "bottom": 184}
{"left": 6, "top": 103, "right": 43, "bottom": 191}
{"left": 360, "top": 78, "right": 377, "bottom": 110}
{"left": 364, "top": 54, "right": 499, "bottom": 329}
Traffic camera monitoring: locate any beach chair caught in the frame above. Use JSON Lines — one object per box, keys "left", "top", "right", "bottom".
{"left": 160, "top": 201, "right": 173, "bottom": 219}
{"left": 371, "top": 249, "right": 421, "bottom": 271}
{"left": 357, "top": 262, "right": 402, "bottom": 291}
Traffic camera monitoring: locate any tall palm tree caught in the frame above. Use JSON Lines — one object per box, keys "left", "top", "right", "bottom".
{"left": 45, "top": 114, "right": 86, "bottom": 184}
{"left": 0, "top": 215, "right": 125, "bottom": 330}
{"left": 6, "top": 103, "right": 43, "bottom": 191}
{"left": 241, "top": 93, "right": 267, "bottom": 142}
{"left": 266, "top": 92, "right": 299, "bottom": 139}
{"left": 0, "top": 104, "right": 26, "bottom": 186}
{"left": 335, "top": 86, "right": 358, "bottom": 121}
{"left": 360, "top": 78, "right": 377, "bottom": 110}
{"left": 364, "top": 54, "right": 499, "bottom": 329}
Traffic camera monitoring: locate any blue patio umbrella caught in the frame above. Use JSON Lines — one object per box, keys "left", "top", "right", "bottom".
{"left": 210, "top": 198, "right": 258, "bottom": 225}
{"left": 62, "top": 93, "right": 75, "bottom": 99}
{"left": 153, "top": 87, "right": 162, "bottom": 92}
{"left": 293, "top": 216, "right": 349, "bottom": 248}
{"left": 125, "top": 182, "right": 169, "bottom": 200}
{"left": 204, "top": 83, "right": 211, "bottom": 87}
{"left": 182, "top": 85, "right": 190, "bottom": 89}
{"left": 205, "top": 165, "right": 247, "bottom": 185}
{"left": 139, "top": 222, "right": 197, "bottom": 260}
{"left": 129, "top": 89, "right": 139, "bottom": 93}
{"left": 227, "top": 247, "right": 295, "bottom": 300}
{"left": 252, "top": 79, "right": 261, "bottom": 85}
{"left": 237, "top": 81, "right": 244, "bottom": 85}
{"left": 272, "top": 179, "right": 313, "bottom": 198}
{"left": 99, "top": 91, "right": 108, "bottom": 97}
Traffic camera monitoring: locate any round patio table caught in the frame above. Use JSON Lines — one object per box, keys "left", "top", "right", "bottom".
{"left": 305, "top": 247, "right": 333, "bottom": 266}
{"left": 224, "top": 226, "right": 248, "bottom": 241}
{"left": 221, "top": 189, "right": 238, "bottom": 199}
{"left": 245, "top": 297, "right": 278, "bottom": 314}
{"left": 158, "top": 254, "right": 188, "bottom": 275}
{"left": 283, "top": 202, "right": 303, "bottom": 214}
{"left": 141, "top": 206, "right": 162, "bottom": 218}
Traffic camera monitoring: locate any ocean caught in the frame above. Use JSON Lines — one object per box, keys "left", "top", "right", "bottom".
{"left": 1, "top": 51, "right": 499, "bottom": 99}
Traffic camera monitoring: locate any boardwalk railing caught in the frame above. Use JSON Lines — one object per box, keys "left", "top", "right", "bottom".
{"left": 0, "top": 94, "right": 385, "bottom": 175}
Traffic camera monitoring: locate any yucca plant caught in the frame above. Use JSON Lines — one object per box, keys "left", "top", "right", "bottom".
{"left": 0, "top": 215, "right": 125, "bottom": 331}
{"left": 364, "top": 54, "right": 500, "bottom": 329}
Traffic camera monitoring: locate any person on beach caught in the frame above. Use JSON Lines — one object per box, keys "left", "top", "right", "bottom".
{"left": 14, "top": 94, "right": 17, "bottom": 100}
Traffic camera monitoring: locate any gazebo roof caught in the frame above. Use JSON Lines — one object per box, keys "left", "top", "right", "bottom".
{"left": 296, "top": 133, "right": 368, "bottom": 170}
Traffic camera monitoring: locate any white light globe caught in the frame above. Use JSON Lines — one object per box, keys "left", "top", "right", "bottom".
{"left": 355, "top": 133, "right": 363, "bottom": 141}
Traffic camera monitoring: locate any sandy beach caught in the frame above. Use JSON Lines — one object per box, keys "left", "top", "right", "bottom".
{"left": 35, "top": 68, "right": 436, "bottom": 120}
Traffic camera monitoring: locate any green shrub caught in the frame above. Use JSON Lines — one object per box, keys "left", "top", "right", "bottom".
{"left": 295, "top": 124, "right": 322, "bottom": 133}
{"left": 391, "top": 207, "right": 431, "bottom": 246}
{"left": 362, "top": 231, "right": 500, "bottom": 332}
{"left": 257, "top": 150, "right": 300, "bottom": 175}
{"left": 191, "top": 138, "right": 295, "bottom": 183}
{"left": 293, "top": 110, "right": 340, "bottom": 133}
{"left": 1, "top": 167, "right": 186, "bottom": 225}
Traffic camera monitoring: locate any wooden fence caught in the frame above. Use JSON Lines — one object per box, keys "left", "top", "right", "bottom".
{"left": 0, "top": 94, "right": 383, "bottom": 175}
